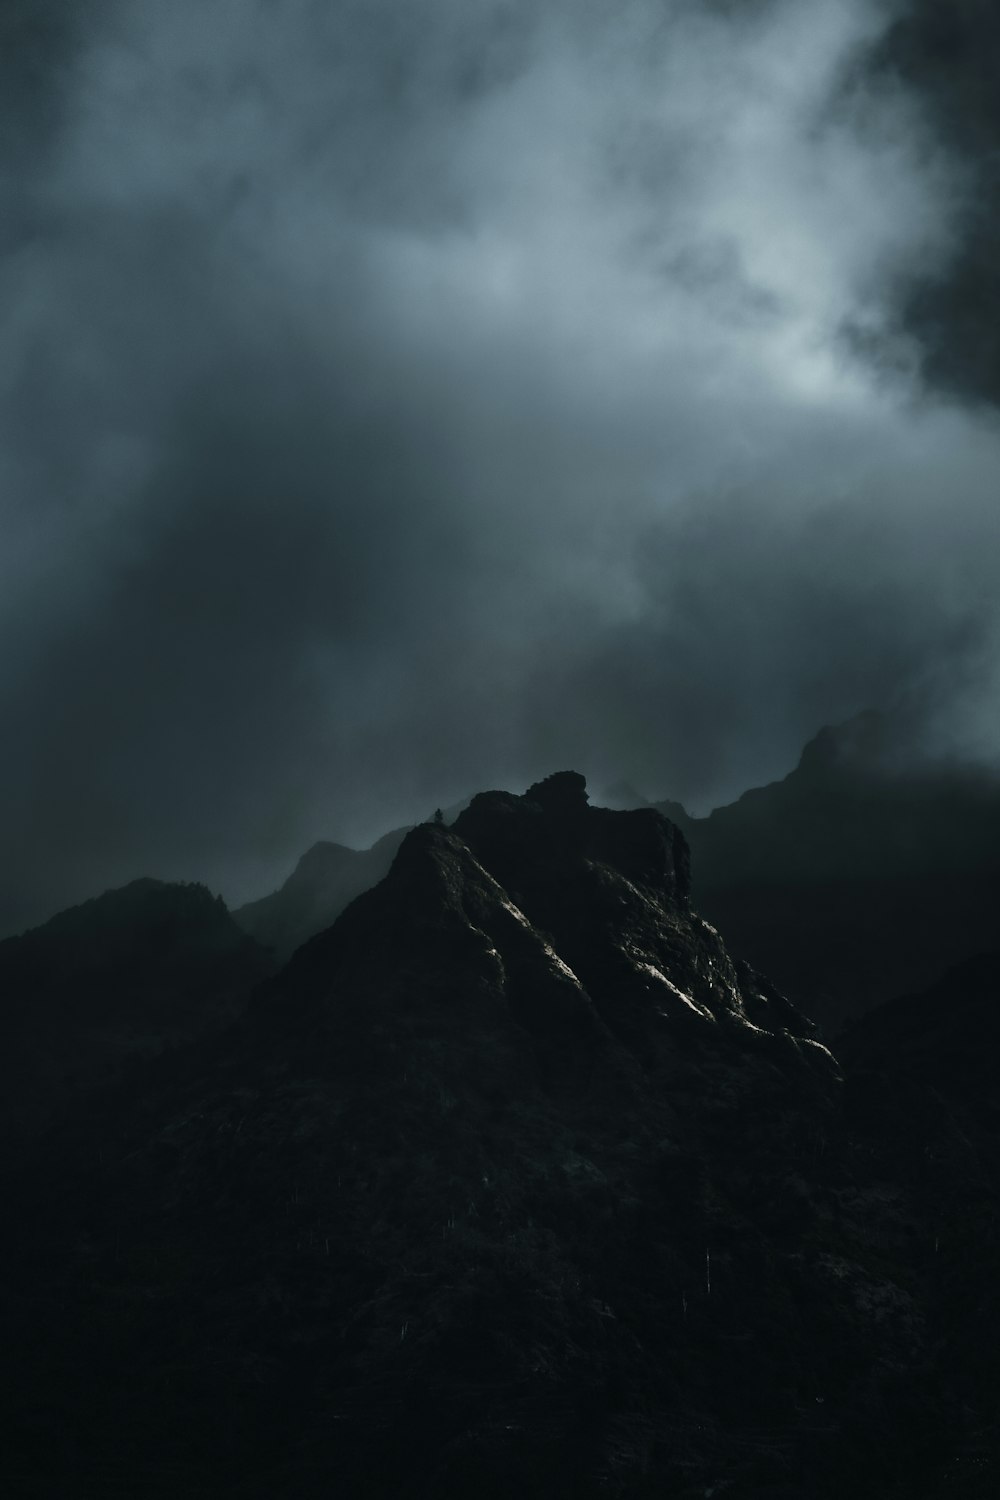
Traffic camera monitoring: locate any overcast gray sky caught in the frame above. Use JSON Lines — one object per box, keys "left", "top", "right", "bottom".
{"left": 3, "top": 0, "right": 1000, "bottom": 931}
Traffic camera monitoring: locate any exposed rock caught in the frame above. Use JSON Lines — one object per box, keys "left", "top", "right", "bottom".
{"left": 277, "top": 776, "right": 820, "bottom": 1067}
{"left": 229, "top": 713, "right": 1000, "bottom": 1036}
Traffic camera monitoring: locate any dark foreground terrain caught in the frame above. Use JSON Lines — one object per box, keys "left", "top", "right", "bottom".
{"left": 1, "top": 772, "right": 998, "bottom": 1496}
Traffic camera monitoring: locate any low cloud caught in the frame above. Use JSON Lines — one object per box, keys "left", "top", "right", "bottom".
{"left": 2, "top": 0, "right": 999, "bottom": 930}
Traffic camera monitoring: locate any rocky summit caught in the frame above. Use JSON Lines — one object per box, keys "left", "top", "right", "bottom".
{"left": 1, "top": 774, "right": 997, "bottom": 1498}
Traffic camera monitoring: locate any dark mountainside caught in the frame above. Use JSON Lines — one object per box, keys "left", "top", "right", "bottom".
{"left": 233, "top": 799, "right": 471, "bottom": 965}
{"left": 0, "top": 879, "right": 272, "bottom": 1148}
{"left": 234, "top": 830, "right": 407, "bottom": 964}
{"left": 2, "top": 771, "right": 999, "bottom": 1497}
{"left": 230, "top": 713, "right": 1000, "bottom": 1034}
{"left": 656, "top": 712, "right": 1000, "bottom": 1032}
{"left": 837, "top": 949, "right": 1000, "bottom": 1491}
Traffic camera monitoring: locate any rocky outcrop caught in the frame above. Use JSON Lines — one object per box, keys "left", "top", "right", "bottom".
{"left": 231, "top": 715, "right": 1000, "bottom": 1035}
{"left": 276, "top": 771, "right": 828, "bottom": 1068}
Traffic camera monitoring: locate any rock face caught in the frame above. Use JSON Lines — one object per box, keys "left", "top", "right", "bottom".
{"left": 274, "top": 770, "right": 827, "bottom": 1070}
{"left": 230, "top": 715, "right": 1000, "bottom": 1034}
{"left": 0, "top": 774, "right": 994, "bottom": 1498}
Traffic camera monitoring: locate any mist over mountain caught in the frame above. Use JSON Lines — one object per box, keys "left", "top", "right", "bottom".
{"left": 4, "top": 0, "right": 1000, "bottom": 931}
{"left": 234, "top": 829, "right": 409, "bottom": 965}
{"left": 6, "top": 4, "right": 1000, "bottom": 1487}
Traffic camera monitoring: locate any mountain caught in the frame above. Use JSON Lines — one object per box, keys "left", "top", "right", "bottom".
{"left": 660, "top": 712, "right": 1000, "bottom": 1031}
{"left": 4, "top": 772, "right": 994, "bottom": 1497}
{"left": 228, "top": 714, "right": 1000, "bottom": 1034}
{"left": 0, "top": 878, "right": 271, "bottom": 1145}
{"left": 234, "top": 829, "right": 408, "bottom": 962}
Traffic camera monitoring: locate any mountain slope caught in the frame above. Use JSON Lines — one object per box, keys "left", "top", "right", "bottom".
{"left": 234, "top": 829, "right": 407, "bottom": 962}
{"left": 0, "top": 878, "right": 271, "bottom": 1144}
{"left": 228, "top": 714, "right": 1000, "bottom": 1032}
{"left": 2, "top": 773, "right": 963, "bottom": 1499}
{"left": 661, "top": 712, "right": 1000, "bottom": 1030}
{"left": 839, "top": 952, "right": 1000, "bottom": 1496}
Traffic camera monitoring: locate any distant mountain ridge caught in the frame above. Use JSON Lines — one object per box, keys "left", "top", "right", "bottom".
{"left": 226, "top": 712, "right": 1000, "bottom": 1032}
{"left": 668, "top": 711, "right": 1000, "bottom": 1029}
{"left": 234, "top": 828, "right": 408, "bottom": 963}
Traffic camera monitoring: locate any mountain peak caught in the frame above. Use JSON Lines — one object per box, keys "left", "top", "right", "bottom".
{"left": 454, "top": 773, "right": 691, "bottom": 910}
{"left": 19, "top": 768, "right": 992, "bottom": 1499}
{"left": 524, "top": 768, "right": 590, "bottom": 813}
{"left": 280, "top": 774, "right": 823, "bottom": 1080}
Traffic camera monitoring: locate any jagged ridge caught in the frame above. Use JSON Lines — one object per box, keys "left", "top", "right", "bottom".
{"left": 3, "top": 772, "right": 913, "bottom": 1500}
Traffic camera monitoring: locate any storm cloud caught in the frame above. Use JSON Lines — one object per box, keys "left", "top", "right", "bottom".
{"left": 2, "top": 0, "right": 999, "bottom": 931}
{"left": 868, "top": 0, "right": 1000, "bottom": 404}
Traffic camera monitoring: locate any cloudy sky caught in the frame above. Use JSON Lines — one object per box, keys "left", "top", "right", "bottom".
{"left": 2, "top": 0, "right": 999, "bottom": 930}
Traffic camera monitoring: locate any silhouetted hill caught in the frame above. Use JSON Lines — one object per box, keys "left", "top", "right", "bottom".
{"left": 0, "top": 878, "right": 271, "bottom": 1143}
{"left": 658, "top": 712, "right": 1000, "bottom": 1030}
{"left": 225, "top": 714, "right": 1000, "bottom": 1033}
{"left": 234, "top": 829, "right": 408, "bottom": 962}
{"left": 232, "top": 797, "right": 472, "bottom": 963}
{"left": 4, "top": 773, "right": 993, "bottom": 1497}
